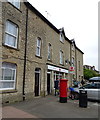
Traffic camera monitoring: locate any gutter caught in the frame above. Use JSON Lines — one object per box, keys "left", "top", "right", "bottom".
{"left": 23, "top": 8, "right": 28, "bottom": 101}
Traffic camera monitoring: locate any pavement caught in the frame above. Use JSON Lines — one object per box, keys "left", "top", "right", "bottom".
{"left": 1, "top": 95, "right": 100, "bottom": 119}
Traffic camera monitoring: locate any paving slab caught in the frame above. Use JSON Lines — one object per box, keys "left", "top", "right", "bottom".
{"left": 2, "top": 95, "right": 99, "bottom": 119}
{"left": 2, "top": 106, "right": 37, "bottom": 118}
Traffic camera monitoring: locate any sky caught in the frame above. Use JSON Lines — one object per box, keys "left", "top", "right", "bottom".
{"left": 28, "top": 0, "right": 98, "bottom": 70}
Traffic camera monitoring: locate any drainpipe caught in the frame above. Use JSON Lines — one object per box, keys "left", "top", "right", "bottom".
{"left": 70, "top": 43, "right": 72, "bottom": 86}
{"left": 75, "top": 47, "right": 77, "bottom": 81}
{"left": 23, "top": 8, "right": 28, "bottom": 101}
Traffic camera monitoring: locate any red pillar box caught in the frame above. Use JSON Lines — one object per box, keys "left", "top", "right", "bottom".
{"left": 59, "top": 79, "right": 68, "bottom": 103}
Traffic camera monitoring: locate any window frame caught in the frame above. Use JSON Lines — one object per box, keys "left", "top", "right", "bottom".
{"left": 0, "top": 63, "right": 17, "bottom": 90}
{"left": 60, "top": 33, "right": 64, "bottom": 43}
{"left": 48, "top": 43, "right": 52, "bottom": 60}
{"left": 4, "top": 20, "right": 18, "bottom": 48}
{"left": 72, "top": 43, "right": 74, "bottom": 51}
{"left": 8, "top": 0, "right": 20, "bottom": 9}
{"left": 60, "top": 50, "right": 63, "bottom": 65}
{"left": 36, "top": 37, "right": 41, "bottom": 57}
{"left": 72, "top": 57, "right": 75, "bottom": 67}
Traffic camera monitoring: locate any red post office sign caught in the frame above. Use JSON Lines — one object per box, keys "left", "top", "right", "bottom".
{"left": 69, "top": 67, "right": 74, "bottom": 71}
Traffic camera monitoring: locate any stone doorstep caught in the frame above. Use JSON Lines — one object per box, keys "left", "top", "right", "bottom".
{"left": 2, "top": 106, "right": 38, "bottom": 118}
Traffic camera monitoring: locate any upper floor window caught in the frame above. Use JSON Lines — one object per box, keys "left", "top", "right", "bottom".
{"left": 36, "top": 37, "right": 41, "bottom": 57}
{"left": 60, "top": 33, "right": 64, "bottom": 43}
{"left": 60, "top": 50, "right": 63, "bottom": 64}
{"left": 4, "top": 20, "right": 18, "bottom": 48}
{"left": 72, "top": 43, "right": 74, "bottom": 51}
{"left": 0, "top": 62, "right": 17, "bottom": 90}
{"left": 8, "top": 0, "right": 20, "bottom": 9}
{"left": 48, "top": 43, "right": 52, "bottom": 60}
{"left": 72, "top": 57, "right": 75, "bottom": 66}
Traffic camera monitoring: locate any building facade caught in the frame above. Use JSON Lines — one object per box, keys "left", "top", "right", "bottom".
{"left": 1, "top": 1, "right": 84, "bottom": 104}
{"left": 84, "top": 65, "right": 95, "bottom": 71}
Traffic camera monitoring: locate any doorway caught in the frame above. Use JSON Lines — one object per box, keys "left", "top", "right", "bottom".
{"left": 35, "top": 68, "right": 40, "bottom": 96}
{"left": 47, "top": 73, "right": 50, "bottom": 95}
{"left": 54, "top": 72, "right": 63, "bottom": 81}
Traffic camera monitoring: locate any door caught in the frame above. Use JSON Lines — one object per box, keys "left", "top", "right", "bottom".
{"left": 47, "top": 73, "right": 50, "bottom": 95}
{"left": 35, "top": 68, "right": 40, "bottom": 96}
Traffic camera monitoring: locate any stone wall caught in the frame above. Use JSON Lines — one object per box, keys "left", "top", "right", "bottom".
{"left": 1, "top": 2, "right": 26, "bottom": 104}
{"left": 76, "top": 48, "right": 83, "bottom": 82}
{"left": 1, "top": 2, "right": 84, "bottom": 104}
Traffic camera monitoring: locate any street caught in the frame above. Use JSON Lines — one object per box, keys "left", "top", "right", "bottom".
{"left": 2, "top": 95, "right": 99, "bottom": 119}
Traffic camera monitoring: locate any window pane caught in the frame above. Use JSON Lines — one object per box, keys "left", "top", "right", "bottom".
{"left": 5, "top": 21, "right": 18, "bottom": 48}
{"left": 37, "top": 39, "right": 41, "bottom": 46}
{"left": 60, "top": 51, "right": 63, "bottom": 64}
{"left": 36, "top": 47, "right": 40, "bottom": 56}
{"left": 94, "top": 84, "right": 100, "bottom": 89}
{"left": 5, "top": 34, "right": 16, "bottom": 47}
{"left": 6, "top": 21, "right": 17, "bottom": 36}
{"left": 8, "top": 0, "right": 20, "bottom": 9}
{"left": 1, "top": 62, "right": 16, "bottom": 90}
{"left": 48, "top": 44, "right": 51, "bottom": 60}
{"left": 60, "top": 33, "right": 64, "bottom": 42}
{"left": 14, "top": 1, "right": 20, "bottom": 9}
{"left": 97, "top": 84, "right": 100, "bottom": 89}
{"left": 0, "top": 82, "right": 14, "bottom": 88}
{"left": 2, "top": 62, "right": 16, "bottom": 69}
{"left": 48, "top": 53, "right": 50, "bottom": 60}
{"left": 8, "top": 0, "right": 13, "bottom": 3}
{"left": 4, "top": 69, "right": 12, "bottom": 80}
{"left": 12, "top": 70, "right": 15, "bottom": 80}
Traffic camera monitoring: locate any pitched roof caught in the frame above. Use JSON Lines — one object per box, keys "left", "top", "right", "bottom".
{"left": 24, "top": 2, "right": 60, "bottom": 34}
{"left": 24, "top": 2, "right": 71, "bottom": 42}
{"left": 24, "top": 1, "right": 84, "bottom": 54}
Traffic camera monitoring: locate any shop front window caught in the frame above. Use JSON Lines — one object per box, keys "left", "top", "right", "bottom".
{"left": 1, "top": 62, "right": 16, "bottom": 90}
{"left": 54, "top": 72, "right": 63, "bottom": 81}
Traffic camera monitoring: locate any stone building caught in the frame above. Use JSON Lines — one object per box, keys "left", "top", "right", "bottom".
{"left": 1, "top": 1, "right": 27, "bottom": 103}
{"left": 84, "top": 65, "right": 95, "bottom": 71}
{"left": 0, "top": 1, "right": 84, "bottom": 104}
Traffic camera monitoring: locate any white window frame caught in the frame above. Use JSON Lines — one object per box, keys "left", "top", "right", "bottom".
{"left": 48, "top": 43, "right": 51, "bottom": 60}
{"left": 8, "top": 0, "right": 20, "bottom": 9}
{"left": 0, "top": 63, "right": 16, "bottom": 90}
{"left": 60, "top": 50, "right": 63, "bottom": 64}
{"left": 5, "top": 20, "right": 18, "bottom": 48}
{"left": 36, "top": 37, "right": 41, "bottom": 57}
{"left": 72, "top": 57, "right": 75, "bottom": 66}
{"left": 72, "top": 43, "right": 74, "bottom": 51}
{"left": 60, "top": 33, "right": 64, "bottom": 43}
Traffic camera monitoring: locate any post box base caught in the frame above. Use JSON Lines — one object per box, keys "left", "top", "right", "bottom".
{"left": 59, "top": 97, "right": 67, "bottom": 103}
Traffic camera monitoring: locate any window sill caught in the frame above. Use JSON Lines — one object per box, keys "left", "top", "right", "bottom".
{"left": 47, "top": 59, "right": 52, "bottom": 62}
{"left": 35, "top": 55, "right": 42, "bottom": 59}
{"left": 0, "top": 90, "right": 17, "bottom": 94}
{"left": 59, "top": 63, "right": 64, "bottom": 66}
{"left": 3, "top": 44, "right": 20, "bottom": 51}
